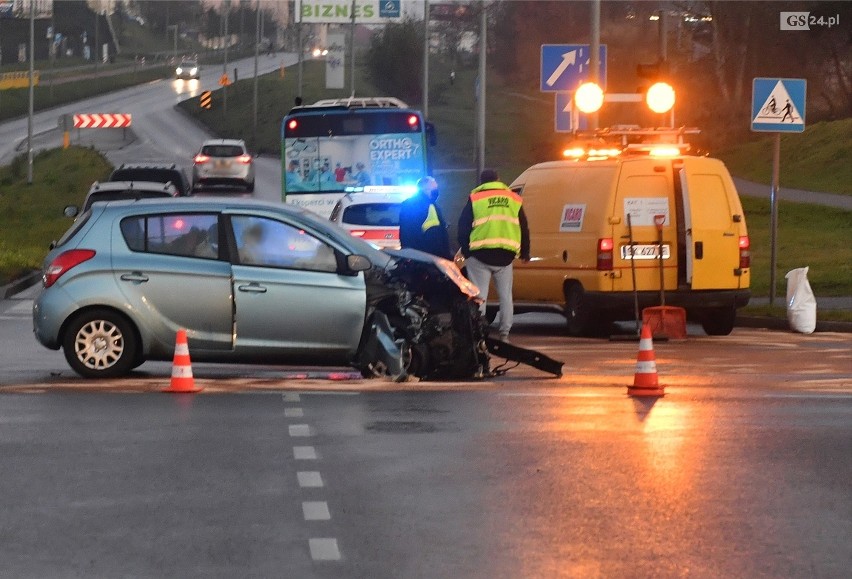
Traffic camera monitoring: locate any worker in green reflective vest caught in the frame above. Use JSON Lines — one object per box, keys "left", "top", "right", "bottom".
{"left": 457, "top": 169, "right": 530, "bottom": 342}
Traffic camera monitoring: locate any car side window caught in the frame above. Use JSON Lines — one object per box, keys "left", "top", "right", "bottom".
{"left": 230, "top": 215, "right": 337, "bottom": 273}
{"left": 120, "top": 213, "right": 219, "bottom": 259}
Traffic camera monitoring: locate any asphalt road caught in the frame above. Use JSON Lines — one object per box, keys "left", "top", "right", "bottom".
{"left": 1, "top": 382, "right": 850, "bottom": 579}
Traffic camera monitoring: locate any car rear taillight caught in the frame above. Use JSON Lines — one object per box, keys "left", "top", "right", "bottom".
{"left": 43, "top": 249, "right": 96, "bottom": 288}
{"left": 597, "top": 238, "right": 614, "bottom": 270}
{"left": 237, "top": 154, "right": 252, "bottom": 164}
{"left": 193, "top": 154, "right": 210, "bottom": 164}
{"left": 739, "top": 235, "right": 750, "bottom": 269}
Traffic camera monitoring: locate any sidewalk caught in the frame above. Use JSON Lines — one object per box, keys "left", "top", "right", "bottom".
{"left": 733, "top": 177, "right": 852, "bottom": 211}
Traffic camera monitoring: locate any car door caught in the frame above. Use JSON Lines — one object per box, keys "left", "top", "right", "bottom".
{"left": 226, "top": 213, "right": 366, "bottom": 362}
{"left": 679, "top": 157, "right": 741, "bottom": 290}
{"left": 113, "top": 212, "right": 234, "bottom": 353}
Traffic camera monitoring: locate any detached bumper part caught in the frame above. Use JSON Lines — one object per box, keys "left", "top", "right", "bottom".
{"left": 361, "top": 311, "right": 407, "bottom": 382}
{"left": 485, "top": 337, "right": 564, "bottom": 377}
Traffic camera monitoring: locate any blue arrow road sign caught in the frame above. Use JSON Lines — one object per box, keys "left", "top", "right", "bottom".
{"left": 555, "top": 93, "right": 573, "bottom": 132}
{"left": 751, "top": 78, "right": 806, "bottom": 132}
{"left": 541, "top": 44, "right": 607, "bottom": 92}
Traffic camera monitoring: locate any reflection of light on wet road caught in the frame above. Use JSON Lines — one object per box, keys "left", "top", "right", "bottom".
{"left": 172, "top": 79, "right": 200, "bottom": 99}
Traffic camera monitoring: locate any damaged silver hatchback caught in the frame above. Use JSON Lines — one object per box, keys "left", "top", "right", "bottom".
{"left": 34, "top": 198, "right": 515, "bottom": 381}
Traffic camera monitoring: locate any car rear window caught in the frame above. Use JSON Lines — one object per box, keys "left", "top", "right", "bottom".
{"left": 342, "top": 203, "right": 401, "bottom": 227}
{"left": 201, "top": 145, "right": 244, "bottom": 157}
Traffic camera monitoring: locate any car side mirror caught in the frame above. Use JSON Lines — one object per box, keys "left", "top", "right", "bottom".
{"left": 64, "top": 205, "right": 80, "bottom": 218}
{"left": 346, "top": 254, "right": 372, "bottom": 273}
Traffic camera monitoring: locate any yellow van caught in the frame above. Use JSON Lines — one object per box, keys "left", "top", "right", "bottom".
{"left": 510, "top": 153, "right": 751, "bottom": 336}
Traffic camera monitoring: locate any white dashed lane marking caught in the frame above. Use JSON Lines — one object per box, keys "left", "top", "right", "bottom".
{"left": 297, "top": 471, "right": 324, "bottom": 488}
{"left": 302, "top": 501, "right": 331, "bottom": 521}
{"left": 283, "top": 393, "right": 340, "bottom": 562}
{"left": 309, "top": 538, "right": 341, "bottom": 561}
{"left": 288, "top": 424, "right": 313, "bottom": 437}
{"left": 293, "top": 446, "right": 318, "bottom": 460}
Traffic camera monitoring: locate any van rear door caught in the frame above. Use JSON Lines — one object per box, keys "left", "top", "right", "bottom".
{"left": 679, "top": 157, "right": 741, "bottom": 290}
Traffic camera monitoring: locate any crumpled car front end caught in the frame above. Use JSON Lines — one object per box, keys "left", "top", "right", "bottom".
{"left": 357, "top": 248, "right": 491, "bottom": 381}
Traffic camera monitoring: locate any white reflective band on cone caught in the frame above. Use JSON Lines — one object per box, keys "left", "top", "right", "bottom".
{"left": 635, "top": 361, "right": 657, "bottom": 373}
{"left": 172, "top": 366, "right": 193, "bottom": 378}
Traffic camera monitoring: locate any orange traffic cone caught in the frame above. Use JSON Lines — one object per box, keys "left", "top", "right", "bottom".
{"left": 628, "top": 323, "right": 664, "bottom": 397}
{"left": 164, "top": 328, "right": 202, "bottom": 393}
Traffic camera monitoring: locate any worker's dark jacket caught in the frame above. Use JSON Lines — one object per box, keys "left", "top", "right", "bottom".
{"left": 399, "top": 193, "right": 452, "bottom": 260}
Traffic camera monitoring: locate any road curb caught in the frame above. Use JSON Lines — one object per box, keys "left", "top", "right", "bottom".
{"left": 736, "top": 315, "right": 852, "bottom": 334}
{"left": 1, "top": 270, "right": 40, "bottom": 299}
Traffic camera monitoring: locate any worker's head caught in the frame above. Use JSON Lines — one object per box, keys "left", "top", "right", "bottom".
{"left": 417, "top": 176, "right": 439, "bottom": 201}
{"left": 480, "top": 169, "right": 498, "bottom": 184}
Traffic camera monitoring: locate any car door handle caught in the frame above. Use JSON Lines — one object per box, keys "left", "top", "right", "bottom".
{"left": 120, "top": 272, "right": 149, "bottom": 283}
{"left": 238, "top": 283, "right": 267, "bottom": 293}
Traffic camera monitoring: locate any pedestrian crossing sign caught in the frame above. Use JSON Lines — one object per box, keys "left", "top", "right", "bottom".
{"left": 751, "top": 78, "right": 806, "bottom": 132}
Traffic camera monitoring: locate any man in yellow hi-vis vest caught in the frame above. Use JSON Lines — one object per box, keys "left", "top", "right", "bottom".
{"left": 399, "top": 176, "right": 452, "bottom": 259}
{"left": 458, "top": 169, "right": 530, "bottom": 341}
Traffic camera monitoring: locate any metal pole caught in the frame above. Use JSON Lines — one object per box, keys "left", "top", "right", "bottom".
{"left": 477, "top": 2, "right": 486, "bottom": 176}
{"left": 223, "top": 2, "right": 229, "bottom": 113}
{"left": 253, "top": 1, "right": 260, "bottom": 143}
{"left": 349, "top": 0, "right": 356, "bottom": 97}
{"left": 297, "top": 21, "right": 303, "bottom": 100}
{"left": 769, "top": 132, "right": 781, "bottom": 306}
{"left": 94, "top": 9, "right": 99, "bottom": 74}
{"left": 27, "top": 0, "right": 34, "bottom": 184}
{"left": 589, "top": 0, "right": 600, "bottom": 130}
{"left": 423, "top": 0, "right": 429, "bottom": 118}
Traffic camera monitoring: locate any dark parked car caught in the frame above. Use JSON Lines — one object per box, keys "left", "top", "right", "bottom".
{"left": 109, "top": 162, "right": 192, "bottom": 197}
{"left": 35, "top": 198, "right": 491, "bottom": 381}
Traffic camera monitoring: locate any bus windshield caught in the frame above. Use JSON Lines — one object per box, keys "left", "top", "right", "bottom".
{"left": 282, "top": 104, "right": 429, "bottom": 218}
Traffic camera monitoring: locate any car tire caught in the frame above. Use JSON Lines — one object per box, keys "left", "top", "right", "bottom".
{"left": 62, "top": 309, "right": 139, "bottom": 379}
{"left": 701, "top": 307, "right": 736, "bottom": 336}
{"left": 564, "top": 283, "right": 594, "bottom": 337}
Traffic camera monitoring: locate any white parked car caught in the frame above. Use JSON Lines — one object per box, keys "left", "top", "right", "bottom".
{"left": 329, "top": 191, "right": 408, "bottom": 249}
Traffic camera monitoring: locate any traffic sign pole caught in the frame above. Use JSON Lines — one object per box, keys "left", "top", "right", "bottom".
{"left": 769, "top": 133, "right": 781, "bottom": 306}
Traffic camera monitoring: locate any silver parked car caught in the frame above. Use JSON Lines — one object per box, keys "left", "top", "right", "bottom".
{"left": 192, "top": 139, "right": 255, "bottom": 193}
{"left": 33, "top": 198, "right": 491, "bottom": 381}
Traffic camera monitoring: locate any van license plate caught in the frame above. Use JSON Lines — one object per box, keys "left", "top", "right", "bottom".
{"left": 621, "top": 244, "right": 670, "bottom": 260}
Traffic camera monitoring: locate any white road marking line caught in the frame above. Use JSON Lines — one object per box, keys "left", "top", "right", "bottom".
{"left": 302, "top": 501, "right": 331, "bottom": 520}
{"left": 293, "top": 446, "right": 317, "bottom": 460}
{"left": 297, "top": 471, "right": 324, "bottom": 488}
{"left": 284, "top": 407, "right": 304, "bottom": 418}
{"left": 282, "top": 393, "right": 301, "bottom": 403}
{"left": 309, "top": 538, "right": 341, "bottom": 561}
{"left": 288, "top": 424, "right": 313, "bottom": 437}
{"left": 6, "top": 301, "right": 32, "bottom": 314}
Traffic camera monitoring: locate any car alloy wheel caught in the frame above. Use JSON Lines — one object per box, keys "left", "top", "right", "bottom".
{"left": 63, "top": 309, "right": 138, "bottom": 378}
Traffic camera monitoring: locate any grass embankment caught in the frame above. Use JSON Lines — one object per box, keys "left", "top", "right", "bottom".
{"left": 0, "top": 147, "right": 112, "bottom": 285}
{"left": 717, "top": 118, "right": 852, "bottom": 195}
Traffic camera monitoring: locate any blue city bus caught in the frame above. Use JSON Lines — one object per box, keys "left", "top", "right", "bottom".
{"left": 281, "top": 97, "right": 434, "bottom": 219}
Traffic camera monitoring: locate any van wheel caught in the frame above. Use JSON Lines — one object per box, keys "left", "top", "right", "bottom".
{"left": 701, "top": 308, "right": 736, "bottom": 336}
{"left": 564, "top": 285, "right": 593, "bottom": 337}
{"left": 62, "top": 309, "right": 139, "bottom": 379}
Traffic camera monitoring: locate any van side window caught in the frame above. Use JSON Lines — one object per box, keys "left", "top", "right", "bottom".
{"left": 511, "top": 186, "right": 524, "bottom": 196}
